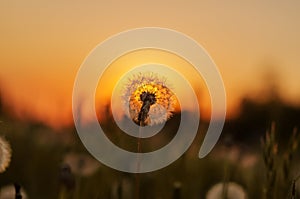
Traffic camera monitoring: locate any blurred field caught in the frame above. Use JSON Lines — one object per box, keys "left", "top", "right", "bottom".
{"left": 0, "top": 91, "right": 299, "bottom": 199}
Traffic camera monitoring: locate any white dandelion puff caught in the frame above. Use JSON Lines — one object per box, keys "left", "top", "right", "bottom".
{"left": 122, "top": 72, "right": 177, "bottom": 126}
{"left": 206, "top": 182, "right": 247, "bottom": 199}
{"left": 0, "top": 136, "right": 12, "bottom": 173}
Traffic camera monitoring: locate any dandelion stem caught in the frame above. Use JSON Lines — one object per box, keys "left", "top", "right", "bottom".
{"left": 135, "top": 92, "right": 156, "bottom": 199}
{"left": 14, "top": 183, "right": 22, "bottom": 199}
{"left": 138, "top": 92, "right": 156, "bottom": 126}
{"left": 135, "top": 122, "right": 143, "bottom": 199}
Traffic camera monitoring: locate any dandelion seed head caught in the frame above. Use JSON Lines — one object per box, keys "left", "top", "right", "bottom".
{"left": 122, "top": 72, "right": 177, "bottom": 126}
{"left": 0, "top": 136, "right": 12, "bottom": 173}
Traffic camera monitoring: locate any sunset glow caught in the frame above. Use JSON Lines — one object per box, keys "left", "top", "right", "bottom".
{"left": 1, "top": 1, "right": 300, "bottom": 128}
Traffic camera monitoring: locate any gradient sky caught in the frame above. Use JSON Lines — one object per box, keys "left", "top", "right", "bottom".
{"left": 1, "top": 1, "right": 300, "bottom": 128}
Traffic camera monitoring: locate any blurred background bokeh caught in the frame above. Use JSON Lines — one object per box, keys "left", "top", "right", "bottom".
{"left": 1, "top": 1, "right": 300, "bottom": 198}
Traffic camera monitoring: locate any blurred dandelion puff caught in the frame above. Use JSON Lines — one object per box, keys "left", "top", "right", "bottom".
{"left": 122, "top": 72, "right": 177, "bottom": 126}
{"left": 0, "top": 136, "right": 12, "bottom": 173}
{"left": 63, "top": 152, "right": 101, "bottom": 177}
{"left": 206, "top": 182, "right": 247, "bottom": 199}
{"left": 0, "top": 184, "right": 28, "bottom": 199}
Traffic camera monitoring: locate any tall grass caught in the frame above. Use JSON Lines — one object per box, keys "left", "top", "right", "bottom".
{"left": 261, "top": 123, "right": 299, "bottom": 199}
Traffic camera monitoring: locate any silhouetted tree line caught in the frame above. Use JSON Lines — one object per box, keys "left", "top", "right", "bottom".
{"left": 223, "top": 97, "right": 300, "bottom": 146}
{"left": 0, "top": 86, "right": 299, "bottom": 147}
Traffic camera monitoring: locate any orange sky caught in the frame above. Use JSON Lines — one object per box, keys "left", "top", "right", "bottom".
{"left": 1, "top": 1, "right": 300, "bottom": 128}
{"left": 95, "top": 49, "right": 211, "bottom": 121}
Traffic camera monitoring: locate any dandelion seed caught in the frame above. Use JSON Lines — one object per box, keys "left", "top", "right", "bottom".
{"left": 0, "top": 136, "right": 12, "bottom": 173}
{"left": 122, "top": 72, "right": 177, "bottom": 126}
